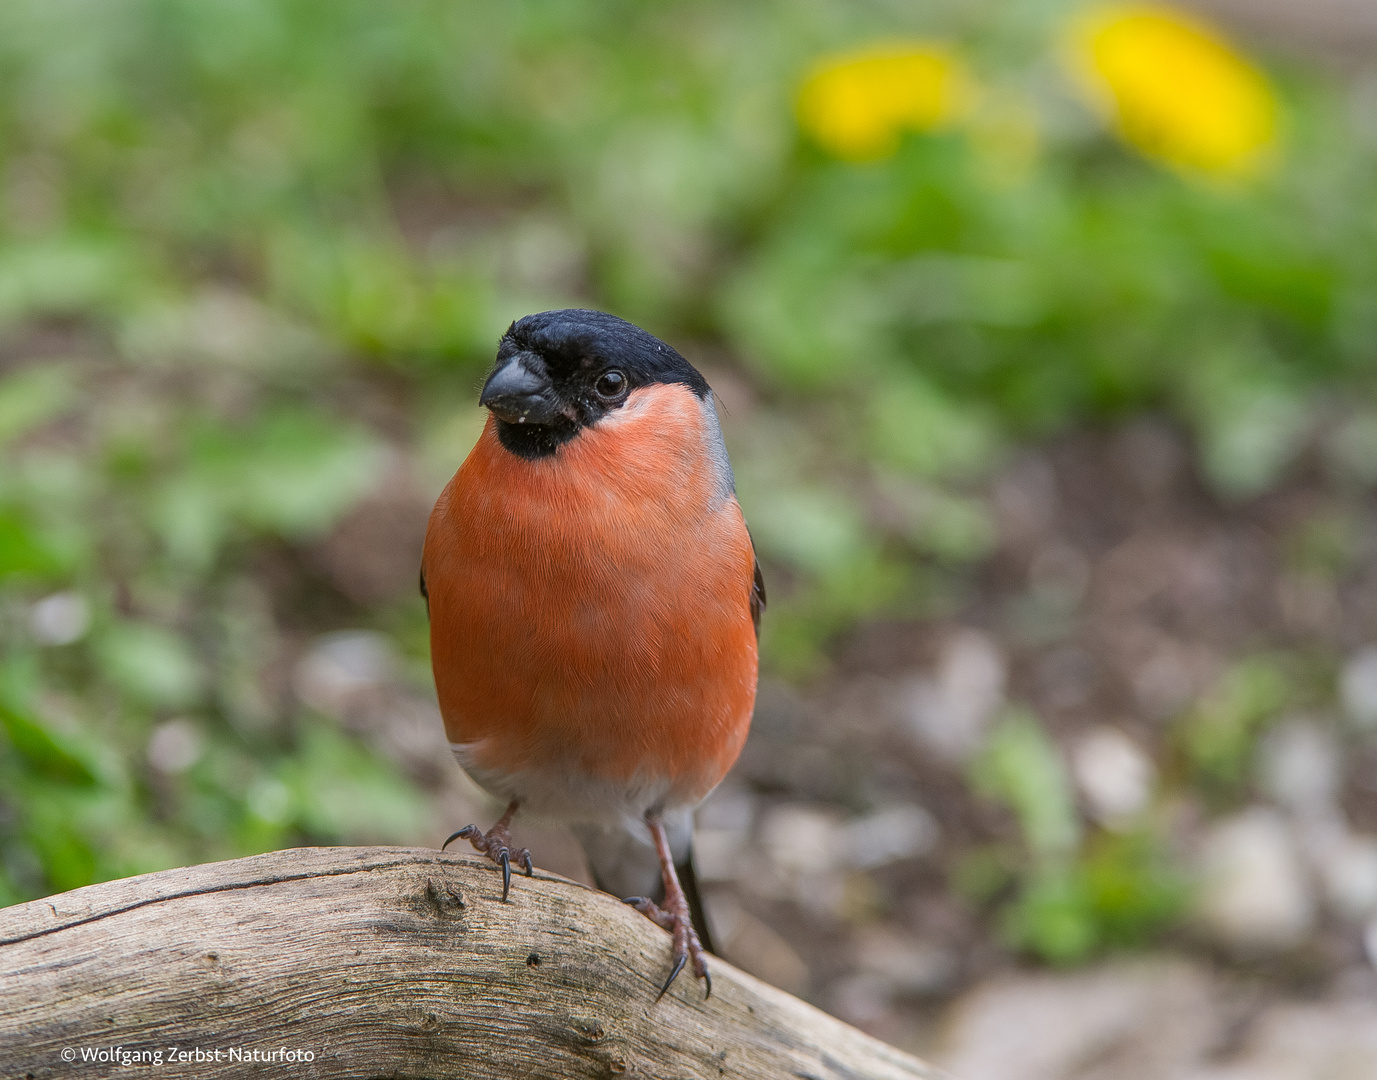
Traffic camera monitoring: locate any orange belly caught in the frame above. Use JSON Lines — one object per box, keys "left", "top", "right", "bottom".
{"left": 423, "top": 386, "right": 758, "bottom": 818}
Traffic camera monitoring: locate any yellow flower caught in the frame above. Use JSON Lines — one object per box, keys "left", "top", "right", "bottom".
{"left": 797, "top": 43, "right": 969, "bottom": 161}
{"left": 1068, "top": 4, "right": 1278, "bottom": 177}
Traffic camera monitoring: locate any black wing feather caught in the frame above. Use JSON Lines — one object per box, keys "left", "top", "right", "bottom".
{"left": 748, "top": 531, "right": 765, "bottom": 640}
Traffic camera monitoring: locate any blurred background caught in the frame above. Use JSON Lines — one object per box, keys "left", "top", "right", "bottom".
{"left": 2, "top": 0, "right": 1377, "bottom": 1073}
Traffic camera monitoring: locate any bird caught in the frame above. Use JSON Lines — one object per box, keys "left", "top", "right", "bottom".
{"left": 420, "top": 308, "right": 763, "bottom": 998}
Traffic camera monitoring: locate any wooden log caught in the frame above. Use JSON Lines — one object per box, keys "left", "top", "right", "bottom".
{"left": 0, "top": 846, "right": 947, "bottom": 1079}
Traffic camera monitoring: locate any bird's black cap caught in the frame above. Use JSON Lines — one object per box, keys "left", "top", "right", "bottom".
{"left": 482, "top": 309, "right": 710, "bottom": 459}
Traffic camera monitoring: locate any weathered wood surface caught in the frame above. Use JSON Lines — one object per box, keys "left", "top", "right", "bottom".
{"left": 0, "top": 846, "right": 947, "bottom": 1079}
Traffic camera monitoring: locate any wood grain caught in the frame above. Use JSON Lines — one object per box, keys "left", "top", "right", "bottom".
{"left": 0, "top": 846, "right": 948, "bottom": 1080}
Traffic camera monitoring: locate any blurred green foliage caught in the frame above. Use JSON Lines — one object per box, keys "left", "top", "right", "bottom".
{"left": 972, "top": 710, "right": 1081, "bottom": 861}
{"left": 971, "top": 711, "right": 1187, "bottom": 964}
{"left": 1177, "top": 655, "right": 1291, "bottom": 797}
{"left": 0, "top": 0, "right": 1370, "bottom": 977}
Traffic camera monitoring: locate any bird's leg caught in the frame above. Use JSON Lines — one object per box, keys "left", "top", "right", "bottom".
{"left": 442, "top": 799, "right": 533, "bottom": 902}
{"left": 623, "top": 814, "right": 711, "bottom": 1000}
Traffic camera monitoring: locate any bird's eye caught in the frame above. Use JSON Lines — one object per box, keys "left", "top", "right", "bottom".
{"left": 594, "top": 370, "right": 627, "bottom": 400}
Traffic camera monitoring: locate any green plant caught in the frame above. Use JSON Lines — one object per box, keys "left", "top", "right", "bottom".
{"left": 971, "top": 710, "right": 1188, "bottom": 963}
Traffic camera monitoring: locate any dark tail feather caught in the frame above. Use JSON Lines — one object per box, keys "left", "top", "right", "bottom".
{"left": 678, "top": 848, "right": 716, "bottom": 956}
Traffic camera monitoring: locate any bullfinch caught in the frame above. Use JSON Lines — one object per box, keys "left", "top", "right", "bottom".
{"left": 421, "top": 309, "right": 763, "bottom": 997}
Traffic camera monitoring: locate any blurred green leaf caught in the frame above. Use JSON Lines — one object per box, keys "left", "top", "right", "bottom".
{"left": 916, "top": 492, "right": 997, "bottom": 563}
{"left": 182, "top": 408, "right": 385, "bottom": 544}
{"left": 1000, "top": 867, "right": 1097, "bottom": 965}
{"left": 0, "top": 240, "right": 133, "bottom": 328}
{"left": 1179, "top": 655, "right": 1290, "bottom": 794}
{"left": 0, "top": 700, "right": 98, "bottom": 786}
{"left": 0, "top": 364, "right": 76, "bottom": 444}
{"left": 152, "top": 479, "right": 226, "bottom": 569}
{"left": 0, "top": 509, "right": 64, "bottom": 580}
{"left": 747, "top": 486, "right": 867, "bottom": 576}
{"left": 278, "top": 723, "right": 429, "bottom": 844}
{"left": 972, "top": 709, "right": 1079, "bottom": 860}
{"left": 94, "top": 622, "right": 203, "bottom": 708}
{"left": 24, "top": 817, "right": 97, "bottom": 896}
{"left": 998, "top": 827, "right": 1191, "bottom": 964}
{"left": 1192, "top": 380, "right": 1312, "bottom": 501}
{"left": 1080, "top": 829, "right": 1190, "bottom": 948}
{"left": 873, "top": 473, "right": 997, "bottom": 562}
{"left": 721, "top": 258, "right": 882, "bottom": 389}
{"left": 869, "top": 374, "right": 999, "bottom": 479}
{"left": 762, "top": 548, "right": 909, "bottom": 675}
{"left": 883, "top": 254, "right": 1044, "bottom": 328}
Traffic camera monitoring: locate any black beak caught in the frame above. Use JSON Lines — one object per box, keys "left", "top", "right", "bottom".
{"left": 480, "top": 353, "right": 560, "bottom": 425}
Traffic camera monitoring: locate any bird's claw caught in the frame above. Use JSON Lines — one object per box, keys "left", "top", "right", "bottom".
{"left": 442, "top": 812, "right": 532, "bottom": 902}
{"left": 623, "top": 895, "right": 675, "bottom": 932}
{"left": 657, "top": 951, "right": 688, "bottom": 1001}
{"left": 625, "top": 893, "right": 710, "bottom": 999}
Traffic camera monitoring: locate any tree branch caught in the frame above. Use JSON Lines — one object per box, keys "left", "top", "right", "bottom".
{"left": 0, "top": 846, "right": 947, "bottom": 1079}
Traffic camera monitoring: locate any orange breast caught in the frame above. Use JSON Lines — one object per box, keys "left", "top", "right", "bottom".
{"left": 423, "top": 383, "right": 758, "bottom": 808}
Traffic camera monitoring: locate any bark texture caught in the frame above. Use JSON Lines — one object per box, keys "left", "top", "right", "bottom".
{"left": 0, "top": 846, "right": 947, "bottom": 1079}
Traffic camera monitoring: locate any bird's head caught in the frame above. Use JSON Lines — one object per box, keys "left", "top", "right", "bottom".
{"left": 480, "top": 309, "right": 711, "bottom": 459}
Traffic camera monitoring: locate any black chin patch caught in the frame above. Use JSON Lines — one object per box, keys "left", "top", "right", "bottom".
{"left": 494, "top": 415, "right": 581, "bottom": 459}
